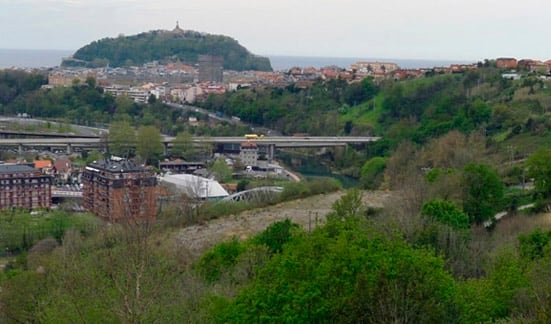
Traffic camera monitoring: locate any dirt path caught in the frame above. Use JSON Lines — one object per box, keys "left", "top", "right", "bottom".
{"left": 175, "top": 191, "right": 390, "bottom": 256}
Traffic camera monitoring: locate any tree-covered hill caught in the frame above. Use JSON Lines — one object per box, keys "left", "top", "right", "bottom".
{"left": 62, "top": 28, "right": 272, "bottom": 71}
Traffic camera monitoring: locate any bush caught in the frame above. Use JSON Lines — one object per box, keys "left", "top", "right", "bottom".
{"left": 253, "top": 219, "right": 299, "bottom": 254}
{"left": 421, "top": 199, "right": 470, "bottom": 229}
{"left": 360, "top": 157, "right": 387, "bottom": 189}
{"left": 195, "top": 238, "right": 245, "bottom": 283}
{"left": 279, "top": 182, "right": 311, "bottom": 201}
{"left": 280, "top": 179, "right": 341, "bottom": 202}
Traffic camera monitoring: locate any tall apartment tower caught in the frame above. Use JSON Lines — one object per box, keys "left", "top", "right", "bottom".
{"left": 0, "top": 164, "right": 52, "bottom": 209}
{"left": 81, "top": 158, "right": 157, "bottom": 222}
{"left": 198, "top": 55, "right": 223, "bottom": 83}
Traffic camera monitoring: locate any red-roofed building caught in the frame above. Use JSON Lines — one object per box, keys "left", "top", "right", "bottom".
{"left": 496, "top": 58, "right": 518, "bottom": 69}
{"left": 34, "top": 160, "right": 53, "bottom": 175}
{"left": 53, "top": 158, "right": 72, "bottom": 182}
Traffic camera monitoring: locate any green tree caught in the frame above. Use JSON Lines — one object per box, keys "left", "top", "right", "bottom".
{"left": 114, "top": 95, "right": 133, "bottom": 117}
{"left": 253, "top": 219, "right": 299, "bottom": 254}
{"left": 360, "top": 157, "right": 387, "bottom": 189}
{"left": 85, "top": 76, "right": 96, "bottom": 88}
{"left": 519, "top": 228, "right": 551, "bottom": 261}
{"left": 210, "top": 158, "right": 232, "bottom": 183}
{"left": 462, "top": 163, "right": 504, "bottom": 224}
{"left": 108, "top": 120, "right": 136, "bottom": 157}
{"left": 195, "top": 238, "right": 244, "bottom": 283}
{"left": 526, "top": 148, "right": 551, "bottom": 198}
{"left": 171, "top": 131, "right": 193, "bottom": 158}
{"left": 421, "top": 199, "right": 469, "bottom": 229}
{"left": 137, "top": 125, "right": 164, "bottom": 165}
{"left": 327, "top": 188, "right": 364, "bottom": 221}
{"left": 220, "top": 220, "right": 456, "bottom": 323}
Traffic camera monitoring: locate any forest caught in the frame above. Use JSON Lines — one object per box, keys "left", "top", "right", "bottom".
{"left": 3, "top": 63, "right": 551, "bottom": 322}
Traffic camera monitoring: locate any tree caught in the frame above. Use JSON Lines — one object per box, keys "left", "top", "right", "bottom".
{"left": 360, "top": 157, "right": 387, "bottom": 189}
{"left": 421, "top": 199, "right": 469, "bottom": 229}
{"left": 326, "top": 188, "right": 364, "bottom": 221}
{"left": 136, "top": 125, "right": 164, "bottom": 165}
{"left": 462, "top": 163, "right": 504, "bottom": 224}
{"left": 114, "top": 95, "right": 133, "bottom": 117}
{"left": 220, "top": 219, "right": 456, "bottom": 323}
{"left": 147, "top": 94, "right": 157, "bottom": 104}
{"left": 171, "top": 131, "right": 193, "bottom": 158}
{"left": 108, "top": 120, "right": 136, "bottom": 157}
{"left": 85, "top": 76, "right": 96, "bottom": 88}
{"left": 210, "top": 158, "right": 232, "bottom": 183}
{"left": 526, "top": 148, "right": 551, "bottom": 198}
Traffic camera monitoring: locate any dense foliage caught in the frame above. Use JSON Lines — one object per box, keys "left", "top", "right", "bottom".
{"left": 3, "top": 186, "right": 551, "bottom": 322}
{"left": 64, "top": 29, "right": 272, "bottom": 71}
{"left": 0, "top": 209, "right": 98, "bottom": 253}
{"left": 202, "top": 78, "right": 377, "bottom": 135}
{"left": 0, "top": 70, "right": 47, "bottom": 105}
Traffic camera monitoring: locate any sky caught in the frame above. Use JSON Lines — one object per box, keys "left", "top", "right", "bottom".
{"left": 1, "top": 0, "right": 550, "bottom": 61}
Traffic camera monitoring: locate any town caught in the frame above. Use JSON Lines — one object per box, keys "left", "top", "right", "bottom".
{"left": 30, "top": 56, "right": 551, "bottom": 105}
{"left": 1, "top": 54, "right": 550, "bottom": 221}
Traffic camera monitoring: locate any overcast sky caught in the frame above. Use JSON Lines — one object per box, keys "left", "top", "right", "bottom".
{"left": 1, "top": 0, "right": 550, "bottom": 61}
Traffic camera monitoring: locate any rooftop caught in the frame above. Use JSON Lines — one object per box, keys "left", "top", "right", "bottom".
{"left": 86, "top": 158, "right": 146, "bottom": 173}
{"left": 0, "top": 164, "right": 37, "bottom": 174}
{"left": 161, "top": 174, "right": 228, "bottom": 199}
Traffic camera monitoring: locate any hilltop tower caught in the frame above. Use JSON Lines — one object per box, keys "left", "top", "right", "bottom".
{"left": 173, "top": 21, "right": 184, "bottom": 33}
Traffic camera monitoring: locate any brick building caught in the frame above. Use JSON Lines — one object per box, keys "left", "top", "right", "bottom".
{"left": 0, "top": 164, "right": 52, "bottom": 209}
{"left": 81, "top": 158, "right": 158, "bottom": 222}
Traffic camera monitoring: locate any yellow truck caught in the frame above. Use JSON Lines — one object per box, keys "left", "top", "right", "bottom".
{"left": 244, "top": 134, "right": 264, "bottom": 139}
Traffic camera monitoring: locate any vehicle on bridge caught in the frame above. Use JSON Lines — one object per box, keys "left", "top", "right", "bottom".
{"left": 244, "top": 134, "right": 264, "bottom": 140}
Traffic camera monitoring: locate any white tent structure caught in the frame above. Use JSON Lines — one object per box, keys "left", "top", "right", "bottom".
{"left": 160, "top": 174, "right": 229, "bottom": 200}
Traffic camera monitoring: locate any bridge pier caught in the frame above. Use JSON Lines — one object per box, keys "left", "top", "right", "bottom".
{"left": 268, "top": 144, "right": 275, "bottom": 162}
{"left": 18, "top": 144, "right": 23, "bottom": 155}
{"left": 163, "top": 142, "right": 169, "bottom": 156}
{"left": 66, "top": 144, "right": 72, "bottom": 155}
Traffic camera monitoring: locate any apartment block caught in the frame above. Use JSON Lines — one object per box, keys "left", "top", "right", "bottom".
{"left": 240, "top": 141, "right": 258, "bottom": 167}
{"left": 198, "top": 55, "right": 223, "bottom": 83}
{"left": 81, "top": 158, "right": 157, "bottom": 222}
{"left": 0, "top": 164, "right": 52, "bottom": 209}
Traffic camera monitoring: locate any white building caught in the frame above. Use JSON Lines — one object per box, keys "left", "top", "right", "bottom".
{"left": 240, "top": 141, "right": 258, "bottom": 167}
{"left": 160, "top": 174, "right": 228, "bottom": 199}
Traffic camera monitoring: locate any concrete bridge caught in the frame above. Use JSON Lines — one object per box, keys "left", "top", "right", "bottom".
{"left": 0, "top": 135, "right": 381, "bottom": 156}
{"left": 0, "top": 129, "right": 100, "bottom": 139}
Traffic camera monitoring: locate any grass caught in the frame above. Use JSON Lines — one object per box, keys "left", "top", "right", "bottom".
{"left": 501, "top": 131, "right": 551, "bottom": 159}
{"left": 341, "top": 93, "right": 385, "bottom": 134}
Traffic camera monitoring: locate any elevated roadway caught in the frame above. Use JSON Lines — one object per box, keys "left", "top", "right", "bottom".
{"left": 0, "top": 136, "right": 381, "bottom": 155}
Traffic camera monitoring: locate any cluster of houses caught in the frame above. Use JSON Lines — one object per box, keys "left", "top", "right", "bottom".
{"left": 42, "top": 55, "right": 551, "bottom": 106}
{"left": 496, "top": 57, "right": 551, "bottom": 74}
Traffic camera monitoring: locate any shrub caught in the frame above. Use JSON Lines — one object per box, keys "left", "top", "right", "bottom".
{"left": 195, "top": 238, "right": 245, "bottom": 283}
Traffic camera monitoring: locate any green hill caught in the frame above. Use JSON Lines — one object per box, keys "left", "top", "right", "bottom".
{"left": 62, "top": 27, "right": 272, "bottom": 71}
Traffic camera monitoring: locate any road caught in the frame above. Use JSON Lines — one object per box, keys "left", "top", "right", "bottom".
{"left": 166, "top": 103, "right": 282, "bottom": 136}
{"left": 0, "top": 117, "right": 107, "bottom": 137}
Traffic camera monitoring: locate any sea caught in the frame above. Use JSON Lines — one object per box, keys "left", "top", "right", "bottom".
{"left": 0, "top": 48, "right": 474, "bottom": 70}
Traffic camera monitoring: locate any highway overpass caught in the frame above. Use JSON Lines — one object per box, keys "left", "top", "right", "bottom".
{"left": 0, "top": 136, "right": 381, "bottom": 155}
